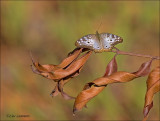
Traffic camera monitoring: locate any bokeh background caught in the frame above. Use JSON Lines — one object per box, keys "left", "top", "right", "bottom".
{"left": 1, "top": 1, "right": 159, "bottom": 121}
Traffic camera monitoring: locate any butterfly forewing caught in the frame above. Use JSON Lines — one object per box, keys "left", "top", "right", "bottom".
{"left": 75, "top": 34, "right": 102, "bottom": 52}
{"left": 100, "top": 33, "right": 113, "bottom": 51}
{"left": 100, "top": 33, "right": 122, "bottom": 51}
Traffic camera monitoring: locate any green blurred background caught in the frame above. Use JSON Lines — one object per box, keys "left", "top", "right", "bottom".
{"left": 1, "top": 1, "right": 159, "bottom": 120}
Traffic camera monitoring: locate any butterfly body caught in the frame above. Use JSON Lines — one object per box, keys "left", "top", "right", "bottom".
{"left": 75, "top": 31, "right": 123, "bottom": 53}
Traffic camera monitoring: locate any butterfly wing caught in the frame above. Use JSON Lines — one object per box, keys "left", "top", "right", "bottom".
{"left": 75, "top": 34, "right": 102, "bottom": 52}
{"left": 100, "top": 33, "right": 123, "bottom": 52}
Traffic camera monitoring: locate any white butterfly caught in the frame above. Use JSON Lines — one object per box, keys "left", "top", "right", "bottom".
{"left": 75, "top": 31, "right": 123, "bottom": 53}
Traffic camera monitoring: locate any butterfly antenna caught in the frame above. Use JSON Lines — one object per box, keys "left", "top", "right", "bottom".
{"left": 96, "top": 16, "right": 103, "bottom": 33}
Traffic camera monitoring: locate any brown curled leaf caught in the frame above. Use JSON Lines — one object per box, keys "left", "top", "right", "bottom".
{"left": 50, "top": 66, "right": 84, "bottom": 99}
{"left": 133, "top": 59, "right": 153, "bottom": 76}
{"left": 50, "top": 78, "right": 75, "bottom": 100}
{"left": 143, "top": 67, "right": 160, "bottom": 121}
{"left": 58, "top": 79, "right": 75, "bottom": 100}
{"left": 31, "top": 48, "right": 92, "bottom": 81}
{"left": 146, "top": 66, "right": 160, "bottom": 89}
{"left": 104, "top": 55, "right": 118, "bottom": 77}
{"left": 31, "top": 48, "right": 82, "bottom": 72}
{"left": 73, "top": 59, "right": 153, "bottom": 114}
{"left": 50, "top": 83, "right": 59, "bottom": 97}
{"left": 31, "top": 48, "right": 92, "bottom": 99}
{"left": 50, "top": 51, "right": 92, "bottom": 80}
{"left": 38, "top": 51, "right": 92, "bottom": 80}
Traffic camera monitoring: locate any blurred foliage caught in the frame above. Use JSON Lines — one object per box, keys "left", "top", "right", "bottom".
{"left": 1, "top": 1, "right": 159, "bottom": 120}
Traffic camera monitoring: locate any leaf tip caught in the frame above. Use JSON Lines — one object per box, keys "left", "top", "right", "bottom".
{"left": 31, "top": 65, "right": 40, "bottom": 74}
{"left": 143, "top": 102, "right": 153, "bottom": 118}
{"left": 73, "top": 108, "right": 77, "bottom": 115}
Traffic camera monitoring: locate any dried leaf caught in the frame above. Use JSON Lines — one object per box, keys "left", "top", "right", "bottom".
{"left": 59, "top": 80, "right": 75, "bottom": 100}
{"left": 50, "top": 84, "right": 59, "bottom": 97}
{"left": 50, "top": 65, "right": 85, "bottom": 99}
{"left": 104, "top": 55, "right": 117, "bottom": 77}
{"left": 31, "top": 48, "right": 92, "bottom": 81}
{"left": 31, "top": 48, "right": 92, "bottom": 99}
{"left": 50, "top": 78, "right": 76, "bottom": 99}
{"left": 31, "top": 48, "right": 82, "bottom": 72}
{"left": 143, "top": 67, "right": 160, "bottom": 121}
{"left": 49, "top": 51, "right": 92, "bottom": 80}
{"left": 73, "top": 59, "right": 153, "bottom": 114}
{"left": 133, "top": 59, "right": 153, "bottom": 76}
{"left": 34, "top": 51, "right": 92, "bottom": 81}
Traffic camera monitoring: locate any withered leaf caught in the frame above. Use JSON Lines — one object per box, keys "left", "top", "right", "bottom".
{"left": 104, "top": 55, "right": 117, "bottom": 77}
{"left": 31, "top": 48, "right": 92, "bottom": 81}
{"left": 133, "top": 59, "right": 153, "bottom": 76}
{"left": 31, "top": 48, "right": 82, "bottom": 72}
{"left": 73, "top": 59, "right": 153, "bottom": 114}
{"left": 143, "top": 67, "right": 160, "bottom": 121}
{"left": 31, "top": 48, "right": 92, "bottom": 99}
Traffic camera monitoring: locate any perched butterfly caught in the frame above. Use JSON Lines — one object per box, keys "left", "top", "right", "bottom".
{"left": 75, "top": 31, "right": 123, "bottom": 53}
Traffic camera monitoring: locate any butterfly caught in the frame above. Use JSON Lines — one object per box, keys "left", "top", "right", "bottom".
{"left": 75, "top": 31, "right": 123, "bottom": 53}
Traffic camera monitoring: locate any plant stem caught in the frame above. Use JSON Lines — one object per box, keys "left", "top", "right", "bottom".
{"left": 111, "top": 48, "right": 160, "bottom": 60}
